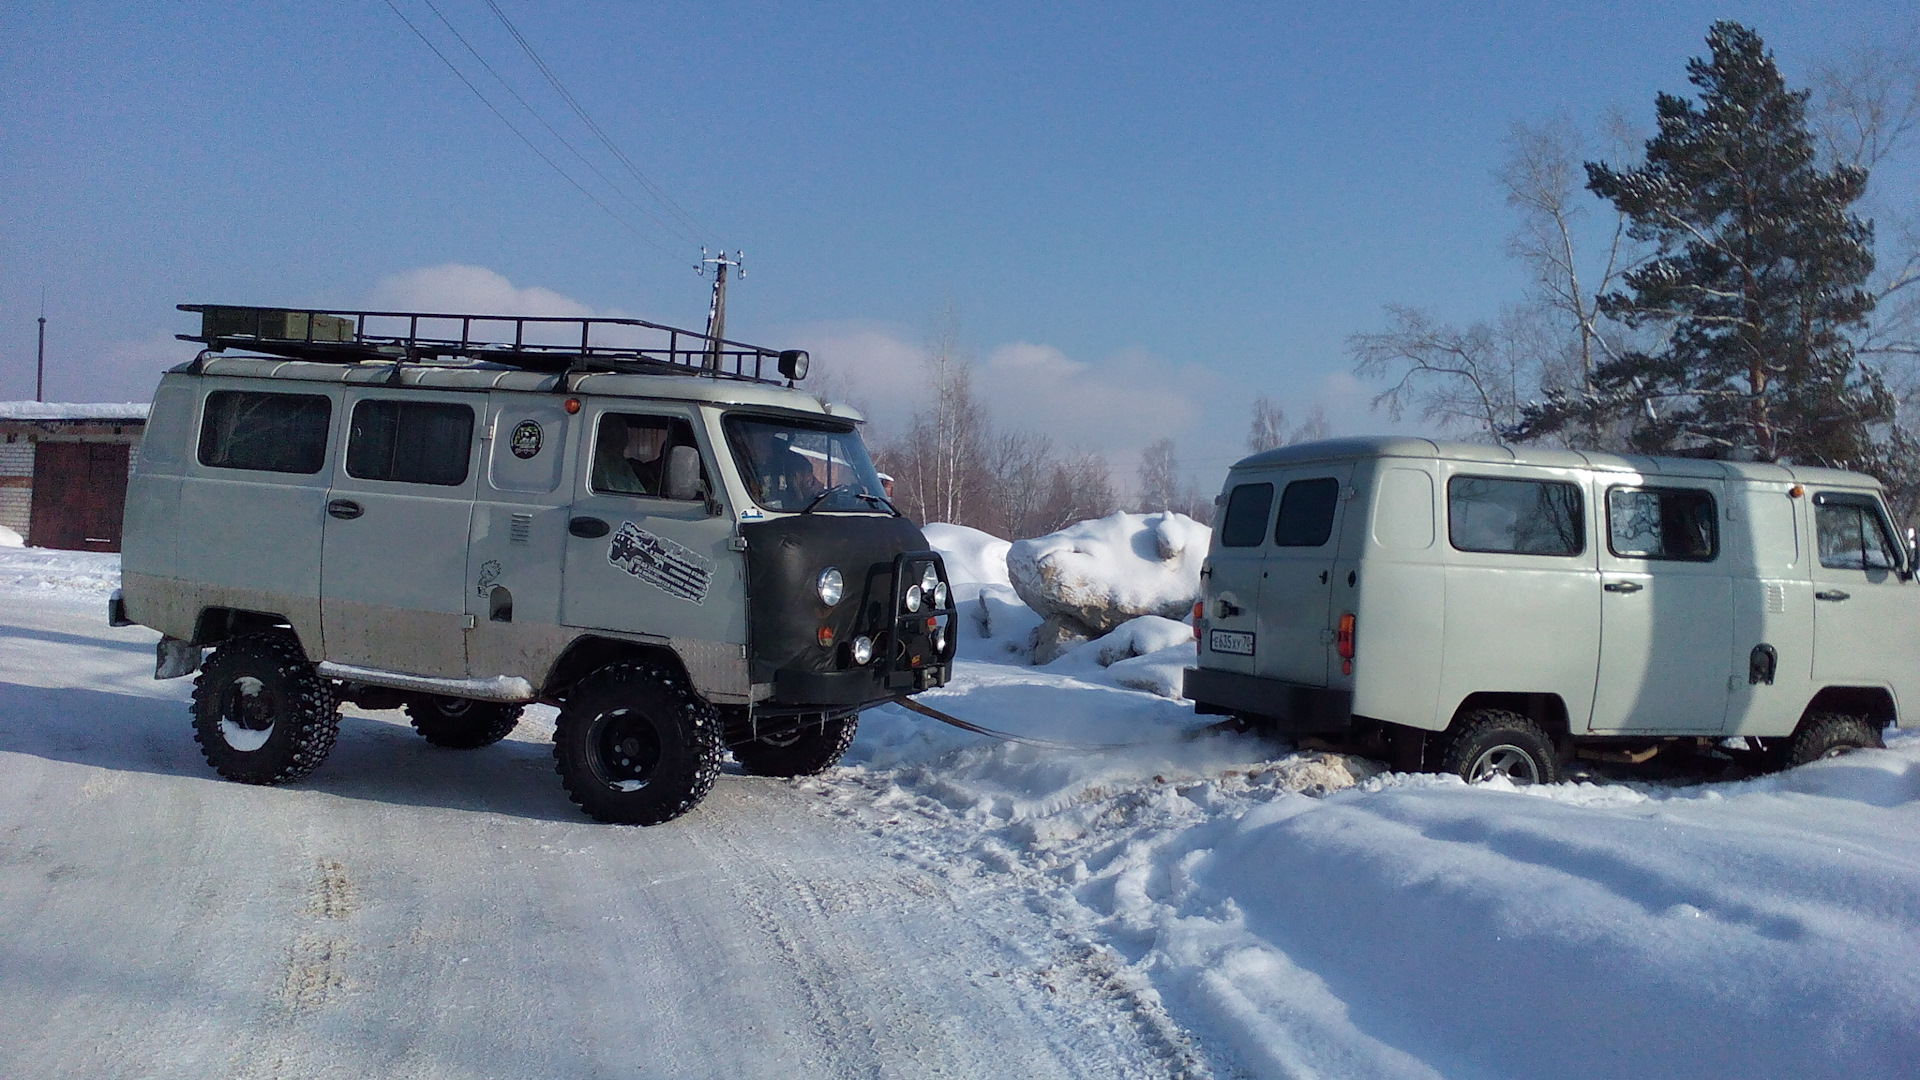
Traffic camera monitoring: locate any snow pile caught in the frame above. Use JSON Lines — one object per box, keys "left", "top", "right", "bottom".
{"left": 0, "top": 401, "right": 149, "bottom": 421}
{"left": 922, "top": 523, "right": 1011, "bottom": 589}
{"left": 1007, "top": 512, "right": 1209, "bottom": 662}
{"left": 0, "top": 546, "right": 120, "bottom": 600}
{"left": 843, "top": 676, "right": 1920, "bottom": 1080}
{"left": 0, "top": 525, "right": 22, "bottom": 548}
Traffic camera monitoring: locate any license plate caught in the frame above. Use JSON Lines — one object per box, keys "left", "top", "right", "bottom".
{"left": 1209, "top": 629, "right": 1255, "bottom": 656}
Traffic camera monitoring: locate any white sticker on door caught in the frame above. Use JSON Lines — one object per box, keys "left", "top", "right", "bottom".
{"left": 608, "top": 521, "right": 714, "bottom": 604}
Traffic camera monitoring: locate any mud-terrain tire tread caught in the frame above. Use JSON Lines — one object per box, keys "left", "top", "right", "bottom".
{"left": 1784, "top": 712, "right": 1884, "bottom": 768}
{"left": 405, "top": 695, "right": 524, "bottom": 749}
{"left": 1437, "top": 709, "right": 1560, "bottom": 785}
{"left": 732, "top": 711, "right": 860, "bottom": 777}
{"left": 552, "top": 663, "right": 720, "bottom": 825}
{"left": 190, "top": 634, "right": 340, "bottom": 785}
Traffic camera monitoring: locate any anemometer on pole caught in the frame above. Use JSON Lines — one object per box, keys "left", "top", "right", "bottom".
{"left": 697, "top": 248, "right": 743, "bottom": 372}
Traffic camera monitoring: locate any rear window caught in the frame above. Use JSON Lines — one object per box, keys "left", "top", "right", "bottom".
{"left": 346, "top": 399, "right": 474, "bottom": 486}
{"left": 1274, "top": 478, "right": 1341, "bottom": 547}
{"left": 1218, "top": 483, "right": 1274, "bottom": 547}
{"left": 197, "top": 390, "right": 331, "bottom": 474}
{"left": 1448, "top": 476, "right": 1584, "bottom": 556}
{"left": 1607, "top": 487, "right": 1717, "bottom": 560}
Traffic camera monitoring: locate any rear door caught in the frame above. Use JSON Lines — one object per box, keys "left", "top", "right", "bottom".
{"left": 1255, "top": 467, "right": 1352, "bottom": 687}
{"left": 1198, "top": 477, "right": 1274, "bottom": 675}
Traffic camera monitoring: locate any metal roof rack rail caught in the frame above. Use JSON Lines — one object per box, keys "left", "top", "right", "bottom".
{"left": 176, "top": 304, "right": 809, "bottom": 386}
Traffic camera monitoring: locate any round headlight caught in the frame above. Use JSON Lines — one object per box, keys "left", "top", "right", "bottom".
{"left": 904, "top": 584, "right": 923, "bottom": 613}
{"left": 850, "top": 635, "right": 874, "bottom": 665}
{"left": 816, "top": 567, "right": 844, "bottom": 607}
{"left": 934, "top": 626, "right": 948, "bottom": 654}
{"left": 933, "top": 581, "right": 949, "bottom": 609}
{"left": 920, "top": 564, "right": 940, "bottom": 596}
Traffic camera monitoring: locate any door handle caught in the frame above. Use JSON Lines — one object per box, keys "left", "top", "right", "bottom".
{"left": 568, "top": 516, "right": 610, "bottom": 539}
{"left": 1815, "top": 589, "right": 1851, "bottom": 602}
{"left": 326, "top": 499, "right": 363, "bottom": 520}
{"left": 1603, "top": 580, "right": 1643, "bottom": 593}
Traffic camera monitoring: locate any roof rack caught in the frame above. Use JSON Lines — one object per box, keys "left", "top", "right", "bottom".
{"left": 177, "top": 304, "right": 808, "bottom": 386}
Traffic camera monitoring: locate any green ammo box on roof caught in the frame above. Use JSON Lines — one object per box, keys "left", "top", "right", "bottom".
{"left": 201, "top": 307, "right": 356, "bottom": 343}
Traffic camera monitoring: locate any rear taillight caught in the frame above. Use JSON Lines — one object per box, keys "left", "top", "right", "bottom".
{"left": 1336, "top": 612, "right": 1355, "bottom": 674}
{"left": 1193, "top": 601, "right": 1204, "bottom": 655}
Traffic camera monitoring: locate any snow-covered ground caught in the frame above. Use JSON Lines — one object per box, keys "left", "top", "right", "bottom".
{"left": 4, "top": 544, "right": 1919, "bottom": 1079}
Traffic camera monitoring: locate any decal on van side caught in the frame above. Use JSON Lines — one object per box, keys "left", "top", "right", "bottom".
{"left": 607, "top": 521, "right": 714, "bottom": 604}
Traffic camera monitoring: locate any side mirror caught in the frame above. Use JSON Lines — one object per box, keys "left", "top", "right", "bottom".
{"left": 778, "top": 349, "right": 810, "bottom": 381}
{"left": 665, "top": 445, "right": 704, "bottom": 502}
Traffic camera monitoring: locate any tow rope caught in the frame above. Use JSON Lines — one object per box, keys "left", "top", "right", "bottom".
{"left": 888, "top": 693, "right": 1242, "bottom": 752}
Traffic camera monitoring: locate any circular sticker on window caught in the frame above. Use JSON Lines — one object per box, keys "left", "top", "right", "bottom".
{"left": 510, "top": 420, "right": 543, "bottom": 459}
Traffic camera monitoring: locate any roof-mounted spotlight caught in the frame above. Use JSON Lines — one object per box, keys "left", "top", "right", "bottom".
{"left": 778, "top": 349, "right": 810, "bottom": 382}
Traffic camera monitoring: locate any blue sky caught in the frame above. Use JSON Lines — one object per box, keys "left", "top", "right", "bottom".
{"left": 3, "top": 1, "right": 1913, "bottom": 490}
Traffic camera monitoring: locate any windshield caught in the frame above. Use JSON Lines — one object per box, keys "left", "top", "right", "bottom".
{"left": 723, "top": 414, "right": 890, "bottom": 513}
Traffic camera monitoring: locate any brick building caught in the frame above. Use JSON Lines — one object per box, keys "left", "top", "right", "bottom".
{"left": 0, "top": 402, "right": 149, "bottom": 552}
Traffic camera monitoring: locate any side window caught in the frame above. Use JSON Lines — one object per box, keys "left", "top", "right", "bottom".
{"left": 1607, "top": 487, "right": 1717, "bottom": 561}
{"left": 197, "top": 390, "right": 331, "bottom": 474}
{"left": 1814, "top": 493, "right": 1902, "bottom": 571}
{"left": 1274, "top": 477, "right": 1340, "bottom": 547}
{"left": 591, "top": 413, "right": 708, "bottom": 499}
{"left": 1218, "top": 482, "right": 1274, "bottom": 547}
{"left": 346, "top": 399, "right": 475, "bottom": 486}
{"left": 1448, "top": 475, "right": 1584, "bottom": 556}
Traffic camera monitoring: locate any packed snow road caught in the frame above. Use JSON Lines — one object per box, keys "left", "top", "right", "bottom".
{"left": 0, "top": 588, "right": 1176, "bottom": 1079}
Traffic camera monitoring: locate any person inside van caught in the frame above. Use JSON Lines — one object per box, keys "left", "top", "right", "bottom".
{"left": 592, "top": 415, "right": 701, "bottom": 498}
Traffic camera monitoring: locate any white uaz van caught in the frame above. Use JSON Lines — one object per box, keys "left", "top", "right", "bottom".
{"left": 1185, "top": 437, "right": 1916, "bottom": 783}
{"left": 112, "top": 305, "right": 956, "bottom": 824}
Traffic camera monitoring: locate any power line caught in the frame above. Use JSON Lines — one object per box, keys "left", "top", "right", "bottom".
{"left": 414, "top": 0, "right": 706, "bottom": 251}
{"left": 380, "top": 0, "right": 684, "bottom": 262}
{"left": 479, "top": 0, "right": 711, "bottom": 244}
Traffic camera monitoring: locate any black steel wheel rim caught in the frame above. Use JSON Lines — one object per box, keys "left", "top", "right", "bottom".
{"left": 589, "top": 707, "right": 663, "bottom": 790}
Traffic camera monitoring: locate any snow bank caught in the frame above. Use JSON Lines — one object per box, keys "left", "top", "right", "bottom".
{"left": 0, "top": 546, "right": 120, "bottom": 600}
{"left": 0, "top": 526, "right": 22, "bottom": 548}
{"left": 1007, "top": 512, "right": 1210, "bottom": 634}
{"left": 0, "top": 401, "right": 149, "bottom": 421}
{"left": 923, "top": 522, "right": 1012, "bottom": 588}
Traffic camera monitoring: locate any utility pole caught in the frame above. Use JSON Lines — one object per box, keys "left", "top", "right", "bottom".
{"left": 36, "top": 309, "right": 46, "bottom": 403}
{"left": 697, "top": 248, "right": 743, "bottom": 372}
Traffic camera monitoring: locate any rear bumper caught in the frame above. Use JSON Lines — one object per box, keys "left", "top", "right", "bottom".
{"left": 1184, "top": 667, "right": 1352, "bottom": 734}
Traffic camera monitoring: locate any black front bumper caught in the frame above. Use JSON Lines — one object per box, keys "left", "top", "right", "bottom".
{"left": 770, "top": 664, "right": 950, "bottom": 709}
{"left": 1184, "top": 666, "right": 1352, "bottom": 734}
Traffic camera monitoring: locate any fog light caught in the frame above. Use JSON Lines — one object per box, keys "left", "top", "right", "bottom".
{"left": 851, "top": 636, "right": 874, "bottom": 665}
{"left": 905, "top": 584, "right": 923, "bottom": 612}
{"left": 934, "top": 626, "right": 948, "bottom": 654}
{"left": 933, "top": 581, "right": 949, "bottom": 609}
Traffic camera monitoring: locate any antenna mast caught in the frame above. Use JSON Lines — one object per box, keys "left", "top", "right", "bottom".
{"left": 697, "top": 248, "right": 743, "bottom": 371}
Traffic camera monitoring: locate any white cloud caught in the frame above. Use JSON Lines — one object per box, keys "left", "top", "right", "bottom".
{"left": 367, "top": 264, "right": 597, "bottom": 318}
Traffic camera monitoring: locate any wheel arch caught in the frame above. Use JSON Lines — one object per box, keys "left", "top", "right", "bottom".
{"left": 193, "top": 607, "right": 311, "bottom": 657}
{"left": 541, "top": 635, "right": 694, "bottom": 702}
{"left": 1802, "top": 685, "right": 1897, "bottom": 729}
{"left": 1447, "top": 691, "right": 1573, "bottom": 742}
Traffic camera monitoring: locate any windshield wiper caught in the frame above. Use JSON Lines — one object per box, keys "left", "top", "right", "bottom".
{"left": 855, "top": 492, "right": 902, "bottom": 517}
{"left": 801, "top": 485, "right": 900, "bottom": 516}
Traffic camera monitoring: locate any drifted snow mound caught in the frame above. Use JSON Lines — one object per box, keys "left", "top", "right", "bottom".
{"left": 0, "top": 525, "right": 22, "bottom": 548}
{"left": 1007, "top": 512, "right": 1210, "bottom": 641}
{"left": 922, "top": 523, "right": 1012, "bottom": 588}
{"left": 1042, "top": 614, "right": 1197, "bottom": 698}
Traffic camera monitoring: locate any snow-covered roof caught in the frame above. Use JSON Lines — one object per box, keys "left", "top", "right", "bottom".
{"left": 0, "top": 401, "right": 150, "bottom": 422}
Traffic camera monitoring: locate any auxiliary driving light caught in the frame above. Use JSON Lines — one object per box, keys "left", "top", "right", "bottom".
{"left": 851, "top": 636, "right": 874, "bottom": 665}
{"left": 920, "top": 564, "right": 940, "bottom": 596}
{"left": 933, "top": 581, "right": 949, "bottom": 609}
{"left": 905, "top": 584, "right": 923, "bottom": 612}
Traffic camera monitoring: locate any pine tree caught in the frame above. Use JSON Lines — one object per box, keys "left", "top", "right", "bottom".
{"left": 1517, "top": 22, "right": 1890, "bottom": 462}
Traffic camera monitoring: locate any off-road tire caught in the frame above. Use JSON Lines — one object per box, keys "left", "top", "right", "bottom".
{"left": 191, "top": 634, "right": 340, "bottom": 785}
{"left": 1783, "top": 712, "right": 1885, "bottom": 768}
{"left": 553, "top": 664, "right": 721, "bottom": 825}
{"left": 731, "top": 710, "right": 859, "bottom": 778}
{"left": 406, "top": 694, "right": 523, "bottom": 749}
{"left": 1438, "top": 709, "right": 1560, "bottom": 786}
